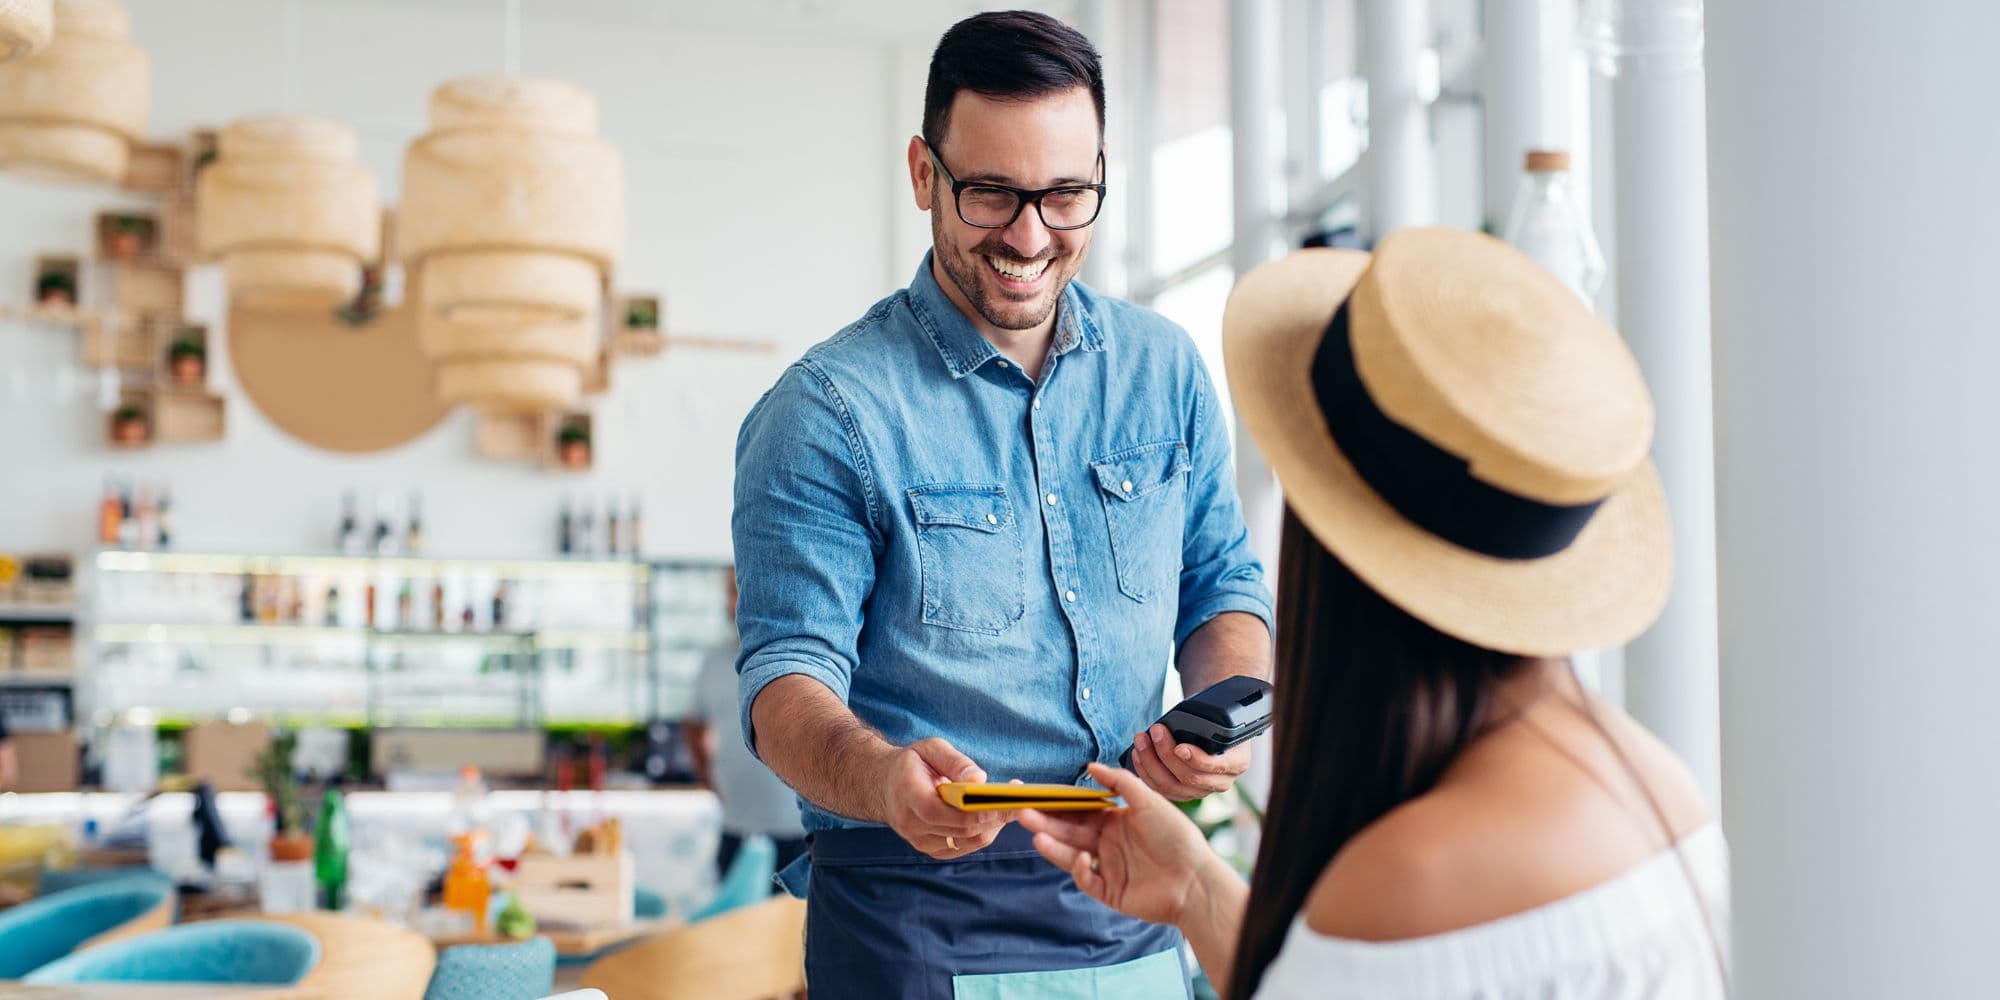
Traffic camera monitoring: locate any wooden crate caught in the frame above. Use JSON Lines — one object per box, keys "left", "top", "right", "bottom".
{"left": 112, "top": 260, "right": 184, "bottom": 317}
{"left": 512, "top": 852, "right": 635, "bottom": 930}
{"left": 473, "top": 411, "right": 545, "bottom": 461}
{"left": 31, "top": 255, "right": 80, "bottom": 310}
{"left": 120, "top": 144, "right": 185, "bottom": 195}
{"left": 79, "top": 316, "right": 153, "bottom": 369}
{"left": 154, "top": 388, "right": 225, "bottom": 442}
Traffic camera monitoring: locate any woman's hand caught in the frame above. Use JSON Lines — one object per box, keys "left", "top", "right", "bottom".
{"left": 1020, "top": 761, "right": 1221, "bottom": 926}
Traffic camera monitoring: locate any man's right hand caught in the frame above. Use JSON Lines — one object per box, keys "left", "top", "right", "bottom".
{"left": 879, "top": 737, "right": 1015, "bottom": 860}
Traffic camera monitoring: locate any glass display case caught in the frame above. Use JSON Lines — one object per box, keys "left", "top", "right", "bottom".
{"left": 84, "top": 550, "right": 696, "bottom": 730}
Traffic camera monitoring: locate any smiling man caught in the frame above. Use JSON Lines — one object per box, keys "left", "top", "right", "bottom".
{"left": 731, "top": 11, "right": 1274, "bottom": 997}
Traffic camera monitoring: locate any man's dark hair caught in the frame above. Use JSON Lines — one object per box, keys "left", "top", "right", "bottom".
{"left": 922, "top": 10, "right": 1104, "bottom": 151}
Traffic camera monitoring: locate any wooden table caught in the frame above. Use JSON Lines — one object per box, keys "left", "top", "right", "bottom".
{"left": 0, "top": 984, "right": 322, "bottom": 999}
{"left": 428, "top": 918, "right": 676, "bottom": 958}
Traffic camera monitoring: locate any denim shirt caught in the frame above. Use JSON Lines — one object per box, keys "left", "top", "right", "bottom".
{"left": 733, "top": 254, "right": 1273, "bottom": 835}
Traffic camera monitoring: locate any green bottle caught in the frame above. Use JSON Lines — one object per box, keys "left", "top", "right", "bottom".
{"left": 313, "top": 782, "right": 350, "bottom": 911}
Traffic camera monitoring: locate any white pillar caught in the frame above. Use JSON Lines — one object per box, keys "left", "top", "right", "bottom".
{"left": 1481, "top": 0, "right": 1548, "bottom": 232}
{"left": 1229, "top": 0, "right": 1284, "bottom": 572}
{"left": 1708, "top": 3, "right": 2000, "bottom": 996}
{"left": 1124, "top": 0, "right": 1159, "bottom": 305}
{"left": 1358, "top": 0, "right": 1436, "bottom": 240}
{"left": 1282, "top": 0, "right": 1325, "bottom": 217}
{"left": 1588, "top": 0, "right": 1720, "bottom": 805}
{"left": 1076, "top": 0, "right": 1122, "bottom": 294}
{"left": 1228, "top": 0, "right": 1284, "bottom": 855}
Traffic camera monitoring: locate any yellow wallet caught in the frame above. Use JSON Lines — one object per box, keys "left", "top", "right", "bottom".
{"left": 936, "top": 782, "right": 1118, "bottom": 812}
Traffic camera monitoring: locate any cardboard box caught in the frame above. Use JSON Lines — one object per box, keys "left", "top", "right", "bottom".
{"left": 11, "top": 730, "right": 80, "bottom": 793}
{"left": 370, "top": 728, "right": 545, "bottom": 779}
{"left": 182, "top": 719, "right": 270, "bottom": 792}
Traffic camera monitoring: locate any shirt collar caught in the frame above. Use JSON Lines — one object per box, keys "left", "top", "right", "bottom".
{"left": 907, "top": 252, "right": 1106, "bottom": 380}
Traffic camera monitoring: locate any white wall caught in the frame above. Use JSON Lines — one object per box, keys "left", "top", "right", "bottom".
{"left": 1, "top": 0, "right": 916, "bottom": 560}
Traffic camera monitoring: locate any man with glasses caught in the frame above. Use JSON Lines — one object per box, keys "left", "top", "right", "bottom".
{"left": 731, "top": 11, "right": 1272, "bottom": 997}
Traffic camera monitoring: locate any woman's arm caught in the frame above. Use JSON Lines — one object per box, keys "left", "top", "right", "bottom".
{"left": 1022, "top": 762, "right": 1250, "bottom": 986}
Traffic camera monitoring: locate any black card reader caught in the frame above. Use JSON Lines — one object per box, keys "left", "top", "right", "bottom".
{"left": 1118, "top": 675, "right": 1274, "bottom": 769}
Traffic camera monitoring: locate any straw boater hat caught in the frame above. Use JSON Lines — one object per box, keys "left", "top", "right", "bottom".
{"left": 1222, "top": 227, "right": 1670, "bottom": 657}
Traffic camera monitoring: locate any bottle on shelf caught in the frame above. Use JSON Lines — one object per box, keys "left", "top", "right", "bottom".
{"left": 1502, "top": 149, "right": 1606, "bottom": 305}
{"left": 364, "top": 581, "right": 377, "bottom": 629}
{"left": 627, "top": 493, "right": 644, "bottom": 557}
{"left": 133, "top": 485, "right": 156, "bottom": 551}
{"left": 577, "top": 499, "right": 597, "bottom": 560}
{"left": 606, "top": 495, "right": 622, "bottom": 557}
{"left": 441, "top": 832, "right": 491, "bottom": 933}
{"left": 338, "top": 491, "right": 361, "bottom": 555}
{"left": 448, "top": 765, "right": 493, "bottom": 845}
{"left": 460, "top": 602, "right": 476, "bottom": 631}
{"left": 396, "top": 580, "right": 413, "bottom": 630}
{"left": 372, "top": 493, "right": 396, "bottom": 555}
{"left": 238, "top": 573, "right": 256, "bottom": 623}
{"left": 431, "top": 579, "right": 446, "bottom": 632}
{"left": 155, "top": 484, "right": 172, "bottom": 549}
{"left": 405, "top": 491, "right": 424, "bottom": 555}
{"left": 97, "top": 477, "right": 123, "bottom": 546}
{"left": 313, "top": 781, "right": 350, "bottom": 912}
{"left": 558, "top": 495, "right": 574, "bottom": 557}
{"left": 324, "top": 583, "right": 340, "bottom": 627}
{"left": 117, "top": 482, "right": 137, "bottom": 549}
{"left": 491, "top": 583, "right": 508, "bottom": 631}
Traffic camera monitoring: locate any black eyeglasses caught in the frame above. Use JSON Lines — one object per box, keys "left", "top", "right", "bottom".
{"left": 924, "top": 142, "right": 1107, "bottom": 231}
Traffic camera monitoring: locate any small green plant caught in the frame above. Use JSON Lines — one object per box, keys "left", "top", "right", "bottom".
{"left": 624, "top": 299, "right": 658, "bottom": 330}
{"left": 557, "top": 422, "right": 591, "bottom": 446}
{"left": 36, "top": 270, "right": 76, "bottom": 299}
{"left": 169, "top": 335, "right": 205, "bottom": 361}
{"left": 249, "top": 731, "right": 307, "bottom": 836}
{"left": 112, "top": 214, "right": 153, "bottom": 235}
{"left": 113, "top": 402, "right": 147, "bottom": 424}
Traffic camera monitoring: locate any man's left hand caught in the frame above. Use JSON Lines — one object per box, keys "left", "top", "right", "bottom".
{"left": 1125, "top": 724, "right": 1251, "bottom": 801}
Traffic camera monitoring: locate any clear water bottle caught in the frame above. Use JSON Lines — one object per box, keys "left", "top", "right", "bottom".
{"left": 1502, "top": 150, "right": 1607, "bottom": 305}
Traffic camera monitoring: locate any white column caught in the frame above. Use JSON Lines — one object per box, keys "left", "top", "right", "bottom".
{"left": 1228, "top": 0, "right": 1284, "bottom": 856}
{"left": 1124, "top": 0, "right": 1159, "bottom": 305}
{"left": 1229, "top": 0, "right": 1284, "bottom": 572}
{"left": 1481, "top": 0, "right": 1551, "bottom": 232}
{"left": 1077, "top": 0, "right": 1123, "bottom": 294}
{"left": 1708, "top": 3, "right": 2000, "bottom": 996}
{"left": 1282, "top": 0, "right": 1326, "bottom": 218}
{"left": 1588, "top": 0, "right": 1719, "bottom": 805}
{"left": 1358, "top": 0, "right": 1435, "bottom": 240}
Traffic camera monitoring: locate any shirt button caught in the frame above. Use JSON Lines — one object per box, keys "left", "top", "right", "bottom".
{"left": 1033, "top": 397, "right": 1042, "bottom": 410}
{"left": 986, "top": 514, "right": 997, "bottom": 525}
{"left": 1064, "top": 590, "right": 1077, "bottom": 603}
{"left": 1121, "top": 480, "right": 1133, "bottom": 493}
{"left": 998, "top": 360, "right": 1010, "bottom": 369}
{"left": 1046, "top": 493, "right": 1058, "bottom": 506}
{"left": 1081, "top": 686, "right": 1091, "bottom": 701}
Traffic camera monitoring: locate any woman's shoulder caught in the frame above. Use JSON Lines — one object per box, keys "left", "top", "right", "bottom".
{"left": 1302, "top": 699, "right": 1711, "bottom": 942}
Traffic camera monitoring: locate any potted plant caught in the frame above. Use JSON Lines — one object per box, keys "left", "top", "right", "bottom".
{"left": 110, "top": 402, "right": 149, "bottom": 446}
{"left": 35, "top": 270, "right": 75, "bottom": 308}
{"left": 104, "top": 214, "right": 152, "bottom": 259}
{"left": 624, "top": 298, "right": 659, "bottom": 330}
{"left": 249, "top": 732, "right": 313, "bottom": 862}
{"left": 557, "top": 421, "right": 591, "bottom": 469}
{"left": 168, "top": 333, "right": 206, "bottom": 384}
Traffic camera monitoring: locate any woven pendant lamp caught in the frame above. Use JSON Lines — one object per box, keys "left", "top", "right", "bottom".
{"left": 0, "top": 0, "right": 53, "bottom": 62}
{"left": 0, "top": 0, "right": 146, "bottom": 183}
{"left": 398, "top": 74, "right": 622, "bottom": 410}
{"left": 197, "top": 116, "right": 379, "bottom": 309}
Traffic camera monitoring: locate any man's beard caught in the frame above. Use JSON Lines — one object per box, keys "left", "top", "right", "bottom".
{"left": 931, "top": 209, "right": 1071, "bottom": 332}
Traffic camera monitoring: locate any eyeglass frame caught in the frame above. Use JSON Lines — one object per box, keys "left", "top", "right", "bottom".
{"left": 922, "top": 140, "right": 1109, "bottom": 232}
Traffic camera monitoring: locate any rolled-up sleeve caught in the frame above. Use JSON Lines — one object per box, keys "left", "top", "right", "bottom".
{"left": 732, "top": 362, "right": 881, "bottom": 759}
{"left": 1173, "top": 359, "right": 1275, "bottom": 650}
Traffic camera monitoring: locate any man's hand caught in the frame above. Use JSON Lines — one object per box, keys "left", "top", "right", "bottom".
{"left": 878, "top": 737, "right": 1016, "bottom": 859}
{"left": 1125, "top": 724, "right": 1252, "bottom": 802}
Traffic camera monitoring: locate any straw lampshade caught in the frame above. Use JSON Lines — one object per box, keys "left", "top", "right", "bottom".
{"left": 0, "top": 0, "right": 146, "bottom": 183}
{"left": 398, "top": 74, "right": 622, "bottom": 410}
{"left": 0, "top": 0, "right": 53, "bottom": 62}
{"left": 197, "top": 115, "right": 379, "bottom": 309}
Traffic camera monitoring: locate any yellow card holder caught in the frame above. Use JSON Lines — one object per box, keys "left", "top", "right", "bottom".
{"left": 936, "top": 782, "right": 1117, "bottom": 812}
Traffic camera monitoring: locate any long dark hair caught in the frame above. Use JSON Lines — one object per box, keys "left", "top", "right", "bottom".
{"left": 1226, "top": 508, "right": 1526, "bottom": 999}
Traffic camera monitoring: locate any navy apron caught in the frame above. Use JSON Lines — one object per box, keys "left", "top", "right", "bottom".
{"left": 794, "top": 824, "right": 1191, "bottom": 999}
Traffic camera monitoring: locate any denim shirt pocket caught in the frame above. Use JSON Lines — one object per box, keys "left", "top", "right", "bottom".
{"left": 908, "top": 484, "right": 1027, "bottom": 635}
{"left": 1090, "top": 441, "right": 1191, "bottom": 604}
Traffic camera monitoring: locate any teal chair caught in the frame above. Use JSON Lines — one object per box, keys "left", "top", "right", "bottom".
{"left": 36, "top": 866, "right": 174, "bottom": 898}
{"left": 689, "top": 834, "right": 775, "bottom": 923}
{"left": 24, "top": 920, "right": 319, "bottom": 985}
{"left": 424, "top": 937, "right": 556, "bottom": 1000}
{"left": 632, "top": 885, "right": 668, "bottom": 920}
{"left": 0, "top": 876, "right": 178, "bottom": 979}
